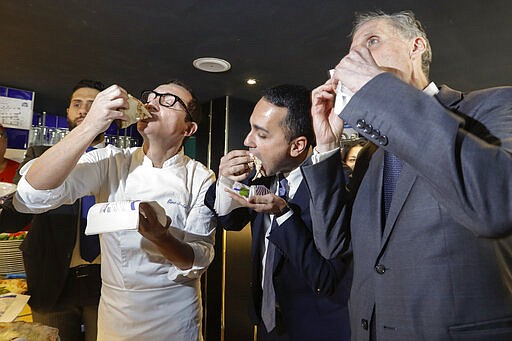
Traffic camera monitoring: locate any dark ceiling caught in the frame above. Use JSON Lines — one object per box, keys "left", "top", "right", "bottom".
{"left": 1, "top": 0, "right": 511, "bottom": 116}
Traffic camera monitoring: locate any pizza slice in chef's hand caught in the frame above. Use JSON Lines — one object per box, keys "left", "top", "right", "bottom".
{"left": 117, "top": 94, "right": 152, "bottom": 129}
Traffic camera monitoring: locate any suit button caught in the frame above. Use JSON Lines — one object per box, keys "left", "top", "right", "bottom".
{"left": 370, "top": 129, "right": 380, "bottom": 139}
{"left": 378, "top": 135, "right": 388, "bottom": 146}
{"left": 361, "top": 319, "right": 369, "bottom": 330}
{"left": 363, "top": 123, "right": 373, "bottom": 134}
{"left": 375, "top": 264, "right": 386, "bottom": 274}
{"left": 356, "top": 119, "right": 366, "bottom": 129}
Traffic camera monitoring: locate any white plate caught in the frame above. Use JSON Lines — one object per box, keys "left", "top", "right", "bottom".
{"left": 0, "top": 182, "right": 16, "bottom": 199}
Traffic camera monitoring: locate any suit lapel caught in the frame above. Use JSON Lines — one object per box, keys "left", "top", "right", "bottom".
{"left": 272, "top": 180, "right": 309, "bottom": 270}
{"left": 380, "top": 163, "right": 417, "bottom": 247}
{"left": 436, "top": 85, "right": 463, "bottom": 109}
{"left": 364, "top": 149, "right": 386, "bottom": 241}
{"left": 252, "top": 212, "right": 266, "bottom": 262}
{"left": 378, "top": 85, "right": 460, "bottom": 247}
{"left": 365, "top": 149, "right": 418, "bottom": 248}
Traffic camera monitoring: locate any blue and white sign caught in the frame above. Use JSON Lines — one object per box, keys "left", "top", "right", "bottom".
{"left": 0, "top": 86, "right": 35, "bottom": 130}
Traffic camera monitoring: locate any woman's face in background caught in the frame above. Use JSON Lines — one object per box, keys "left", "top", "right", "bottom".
{"left": 345, "top": 145, "right": 363, "bottom": 170}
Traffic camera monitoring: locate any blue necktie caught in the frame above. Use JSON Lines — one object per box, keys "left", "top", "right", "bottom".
{"left": 80, "top": 146, "right": 100, "bottom": 262}
{"left": 261, "top": 174, "right": 288, "bottom": 332}
{"left": 383, "top": 151, "right": 403, "bottom": 217}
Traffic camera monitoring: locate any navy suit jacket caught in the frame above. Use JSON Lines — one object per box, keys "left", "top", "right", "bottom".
{"left": 302, "top": 73, "right": 512, "bottom": 340}
{"left": 205, "top": 174, "right": 352, "bottom": 341}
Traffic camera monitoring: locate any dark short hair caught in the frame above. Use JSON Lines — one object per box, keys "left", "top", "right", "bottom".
{"left": 167, "top": 79, "right": 202, "bottom": 124}
{"left": 71, "top": 79, "right": 106, "bottom": 95}
{"left": 262, "top": 84, "right": 315, "bottom": 148}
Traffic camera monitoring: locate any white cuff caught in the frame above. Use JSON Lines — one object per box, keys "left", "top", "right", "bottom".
{"left": 214, "top": 175, "right": 244, "bottom": 215}
{"left": 311, "top": 147, "right": 340, "bottom": 164}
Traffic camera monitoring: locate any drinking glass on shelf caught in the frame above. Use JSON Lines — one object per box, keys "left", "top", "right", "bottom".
{"left": 104, "top": 135, "right": 112, "bottom": 146}
{"left": 42, "top": 127, "right": 57, "bottom": 146}
{"left": 129, "top": 138, "right": 139, "bottom": 147}
{"left": 56, "top": 128, "right": 68, "bottom": 143}
{"left": 28, "top": 126, "right": 43, "bottom": 146}
{"left": 122, "top": 136, "right": 131, "bottom": 148}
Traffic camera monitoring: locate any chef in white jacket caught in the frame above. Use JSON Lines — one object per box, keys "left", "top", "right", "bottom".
{"left": 13, "top": 80, "right": 216, "bottom": 341}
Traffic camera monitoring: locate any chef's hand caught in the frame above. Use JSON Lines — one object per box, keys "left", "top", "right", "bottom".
{"left": 82, "top": 84, "right": 129, "bottom": 134}
{"left": 138, "top": 202, "right": 171, "bottom": 243}
{"left": 219, "top": 150, "right": 254, "bottom": 182}
{"left": 137, "top": 202, "right": 194, "bottom": 269}
{"left": 226, "top": 190, "right": 288, "bottom": 215}
{"left": 311, "top": 79, "right": 345, "bottom": 153}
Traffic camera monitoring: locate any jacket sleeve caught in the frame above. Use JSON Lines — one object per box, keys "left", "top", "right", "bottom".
{"left": 343, "top": 73, "right": 512, "bottom": 238}
{"left": 268, "top": 200, "right": 352, "bottom": 297}
{"left": 300, "top": 151, "right": 353, "bottom": 260}
{"left": 204, "top": 181, "right": 252, "bottom": 231}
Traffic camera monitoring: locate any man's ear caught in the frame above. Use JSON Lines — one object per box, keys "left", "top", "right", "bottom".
{"left": 184, "top": 122, "right": 198, "bottom": 137}
{"left": 410, "top": 36, "right": 427, "bottom": 59}
{"left": 289, "top": 136, "right": 308, "bottom": 157}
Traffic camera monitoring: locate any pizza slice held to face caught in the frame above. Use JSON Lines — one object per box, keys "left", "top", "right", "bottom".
{"left": 248, "top": 153, "right": 266, "bottom": 180}
{"left": 117, "top": 94, "right": 152, "bottom": 129}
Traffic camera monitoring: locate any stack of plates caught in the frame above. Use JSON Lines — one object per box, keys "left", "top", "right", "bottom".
{"left": 0, "top": 182, "right": 16, "bottom": 200}
{"left": 0, "top": 239, "right": 25, "bottom": 275}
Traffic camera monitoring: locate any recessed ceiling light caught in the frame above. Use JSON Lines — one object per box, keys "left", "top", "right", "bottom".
{"left": 193, "top": 57, "right": 231, "bottom": 73}
{"left": 246, "top": 79, "right": 257, "bottom": 85}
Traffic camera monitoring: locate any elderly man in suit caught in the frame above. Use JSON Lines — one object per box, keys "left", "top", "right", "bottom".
{"left": 0, "top": 80, "right": 105, "bottom": 340}
{"left": 205, "top": 84, "right": 352, "bottom": 341}
{"left": 303, "top": 10, "right": 512, "bottom": 340}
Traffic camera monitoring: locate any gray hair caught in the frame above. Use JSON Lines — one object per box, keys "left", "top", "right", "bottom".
{"left": 351, "top": 10, "right": 432, "bottom": 78}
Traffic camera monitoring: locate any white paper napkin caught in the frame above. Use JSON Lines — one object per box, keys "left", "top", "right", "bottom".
{"left": 85, "top": 200, "right": 167, "bottom": 235}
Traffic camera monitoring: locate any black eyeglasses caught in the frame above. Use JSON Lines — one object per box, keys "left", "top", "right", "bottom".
{"left": 140, "top": 90, "right": 194, "bottom": 122}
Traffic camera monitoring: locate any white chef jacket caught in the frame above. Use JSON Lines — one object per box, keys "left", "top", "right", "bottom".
{"left": 14, "top": 146, "right": 217, "bottom": 341}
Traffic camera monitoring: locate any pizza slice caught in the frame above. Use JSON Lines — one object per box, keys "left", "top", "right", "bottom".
{"left": 0, "top": 280, "right": 27, "bottom": 295}
{"left": 118, "top": 94, "right": 152, "bottom": 129}
{"left": 0, "top": 321, "right": 59, "bottom": 341}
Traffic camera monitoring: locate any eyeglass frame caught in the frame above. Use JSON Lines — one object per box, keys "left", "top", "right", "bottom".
{"left": 140, "top": 90, "right": 194, "bottom": 122}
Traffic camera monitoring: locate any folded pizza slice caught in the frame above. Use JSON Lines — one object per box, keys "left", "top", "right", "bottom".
{"left": 118, "top": 94, "right": 152, "bottom": 129}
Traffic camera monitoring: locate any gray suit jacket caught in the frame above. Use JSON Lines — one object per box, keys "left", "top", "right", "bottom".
{"left": 302, "top": 73, "right": 512, "bottom": 340}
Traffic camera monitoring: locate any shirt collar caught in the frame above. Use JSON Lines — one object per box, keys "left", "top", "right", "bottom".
{"left": 92, "top": 142, "right": 105, "bottom": 149}
{"left": 423, "top": 81, "right": 439, "bottom": 96}
{"left": 278, "top": 166, "right": 303, "bottom": 200}
{"left": 279, "top": 147, "right": 311, "bottom": 198}
{"left": 141, "top": 148, "right": 186, "bottom": 168}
